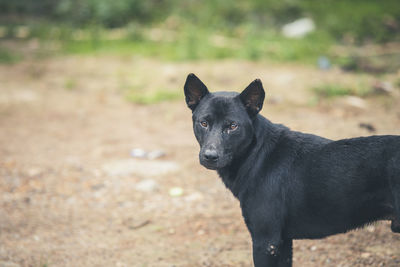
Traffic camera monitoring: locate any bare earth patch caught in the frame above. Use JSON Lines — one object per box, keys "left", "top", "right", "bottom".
{"left": 0, "top": 56, "right": 399, "bottom": 266}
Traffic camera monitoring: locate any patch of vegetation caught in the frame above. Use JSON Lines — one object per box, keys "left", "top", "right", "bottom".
{"left": 312, "top": 83, "right": 371, "bottom": 98}
{"left": 338, "top": 54, "right": 400, "bottom": 74}
{"left": 125, "top": 89, "right": 182, "bottom": 105}
{"left": 0, "top": 46, "right": 21, "bottom": 63}
{"left": 1, "top": 0, "right": 399, "bottom": 65}
{"left": 395, "top": 78, "right": 400, "bottom": 89}
{"left": 303, "top": 0, "right": 400, "bottom": 43}
{"left": 2, "top": 0, "right": 399, "bottom": 43}
{"left": 31, "top": 24, "right": 332, "bottom": 64}
{"left": 64, "top": 77, "right": 77, "bottom": 90}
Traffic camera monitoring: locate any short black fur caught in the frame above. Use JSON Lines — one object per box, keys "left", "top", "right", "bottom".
{"left": 184, "top": 73, "right": 400, "bottom": 267}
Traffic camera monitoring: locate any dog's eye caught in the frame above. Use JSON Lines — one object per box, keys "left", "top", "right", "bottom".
{"left": 229, "top": 122, "right": 238, "bottom": 131}
{"left": 200, "top": 121, "right": 208, "bottom": 128}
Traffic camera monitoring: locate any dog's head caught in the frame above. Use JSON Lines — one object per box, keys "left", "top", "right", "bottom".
{"left": 184, "top": 73, "right": 265, "bottom": 170}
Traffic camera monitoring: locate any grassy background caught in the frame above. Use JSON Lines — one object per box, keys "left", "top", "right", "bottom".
{"left": 0, "top": 0, "right": 399, "bottom": 104}
{"left": 0, "top": 0, "right": 399, "bottom": 64}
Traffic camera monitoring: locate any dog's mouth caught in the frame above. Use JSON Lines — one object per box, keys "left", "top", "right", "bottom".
{"left": 200, "top": 160, "right": 219, "bottom": 170}
{"left": 199, "top": 153, "right": 231, "bottom": 170}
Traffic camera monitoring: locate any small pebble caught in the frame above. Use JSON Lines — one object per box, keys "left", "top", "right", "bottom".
{"left": 373, "top": 81, "right": 393, "bottom": 95}
{"left": 27, "top": 168, "right": 42, "bottom": 177}
{"left": 361, "top": 252, "right": 371, "bottom": 258}
{"left": 169, "top": 187, "right": 183, "bottom": 197}
{"left": 147, "top": 150, "right": 166, "bottom": 160}
{"left": 135, "top": 179, "right": 158, "bottom": 192}
{"left": 130, "top": 148, "right": 147, "bottom": 158}
{"left": 344, "top": 96, "right": 367, "bottom": 109}
{"left": 318, "top": 56, "right": 331, "bottom": 70}
{"left": 184, "top": 192, "right": 203, "bottom": 202}
{"left": 131, "top": 148, "right": 166, "bottom": 159}
{"left": 197, "top": 229, "right": 205, "bottom": 235}
{"left": 359, "top": 123, "right": 376, "bottom": 133}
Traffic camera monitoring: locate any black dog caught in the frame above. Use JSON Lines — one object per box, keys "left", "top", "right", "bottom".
{"left": 184, "top": 73, "right": 400, "bottom": 267}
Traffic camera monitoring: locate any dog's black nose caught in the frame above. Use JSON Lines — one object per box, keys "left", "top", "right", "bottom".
{"left": 204, "top": 149, "right": 218, "bottom": 161}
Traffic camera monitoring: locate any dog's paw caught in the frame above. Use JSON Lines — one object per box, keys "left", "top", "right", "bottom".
{"left": 391, "top": 219, "right": 400, "bottom": 233}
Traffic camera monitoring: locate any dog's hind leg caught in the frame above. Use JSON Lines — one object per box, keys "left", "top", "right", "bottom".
{"left": 390, "top": 183, "right": 400, "bottom": 233}
{"left": 388, "top": 154, "right": 400, "bottom": 233}
{"left": 392, "top": 218, "right": 400, "bottom": 233}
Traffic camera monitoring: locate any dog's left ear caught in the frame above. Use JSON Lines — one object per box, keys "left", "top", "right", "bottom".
{"left": 184, "top": 73, "right": 209, "bottom": 111}
{"left": 239, "top": 79, "right": 265, "bottom": 117}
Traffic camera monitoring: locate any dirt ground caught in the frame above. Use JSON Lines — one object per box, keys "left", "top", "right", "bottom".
{"left": 0, "top": 55, "right": 399, "bottom": 267}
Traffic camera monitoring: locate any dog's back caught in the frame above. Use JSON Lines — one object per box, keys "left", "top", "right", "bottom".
{"left": 279, "top": 133, "right": 400, "bottom": 238}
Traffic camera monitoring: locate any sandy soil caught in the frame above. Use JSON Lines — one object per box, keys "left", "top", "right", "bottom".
{"left": 0, "top": 56, "right": 399, "bottom": 266}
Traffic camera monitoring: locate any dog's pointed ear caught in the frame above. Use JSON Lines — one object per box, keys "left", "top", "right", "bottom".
{"left": 184, "top": 73, "right": 209, "bottom": 111}
{"left": 239, "top": 79, "right": 265, "bottom": 117}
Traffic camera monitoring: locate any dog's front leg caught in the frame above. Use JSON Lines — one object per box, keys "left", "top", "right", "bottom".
{"left": 252, "top": 237, "right": 292, "bottom": 267}
{"left": 277, "top": 239, "right": 292, "bottom": 267}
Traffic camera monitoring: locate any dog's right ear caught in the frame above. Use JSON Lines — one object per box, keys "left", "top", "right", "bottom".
{"left": 239, "top": 79, "right": 265, "bottom": 117}
{"left": 184, "top": 73, "right": 209, "bottom": 111}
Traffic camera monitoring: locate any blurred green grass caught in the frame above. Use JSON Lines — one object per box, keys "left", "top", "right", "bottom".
{"left": 2, "top": 0, "right": 399, "bottom": 42}
{"left": 312, "top": 81, "right": 372, "bottom": 99}
{"left": 0, "top": 0, "right": 399, "bottom": 65}
{"left": 0, "top": 23, "right": 334, "bottom": 64}
{"left": 63, "top": 31, "right": 333, "bottom": 63}
{"left": 0, "top": 45, "right": 21, "bottom": 63}
{"left": 125, "top": 89, "right": 182, "bottom": 104}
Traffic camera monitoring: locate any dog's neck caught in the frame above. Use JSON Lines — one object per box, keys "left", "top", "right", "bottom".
{"left": 217, "top": 116, "right": 284, "bottom": 198}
